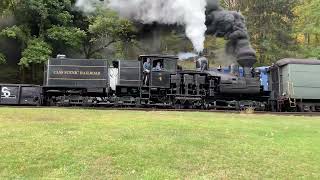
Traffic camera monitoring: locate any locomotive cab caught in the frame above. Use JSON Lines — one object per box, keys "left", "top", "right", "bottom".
{"left": 139, "top": 55, "right": 178, "bottom": 88}
{"left": 113, "top": 55, "right": 178, "bottom": 104}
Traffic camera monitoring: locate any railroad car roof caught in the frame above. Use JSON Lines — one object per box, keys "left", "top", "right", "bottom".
{"left": 276, "top": 58, "right": 320, "bottom": 67}
{"left": 139, "top": 55, "right": 178, "bottom": 59}
{"left": 0, "top": 84, "right": 41, "bottom": 88}
{"left": 49, "top": 58, "right": 108, "bottom": 61}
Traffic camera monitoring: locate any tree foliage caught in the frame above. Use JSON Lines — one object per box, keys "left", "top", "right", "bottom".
{"left": 0, "top": 52, "right": 6, "bottom": 64}
{"left": 0, "top": 25, "right": 31, "bottom": 46}
{"left": 1, "top": 0, "right": 136, "bottom": 65}
{"left": 295, "top": 0, "right": 320, "bottom": 35}
{"left": 0, "top": 0, "right": 18, "bottom": 16}
{"left": 294, "top": 0, "right": 320, "bottom": 59}
{"left": 46, "top": 26, "right": 86, "bottom": 50}
{"left": 221, "top": 0, "right": 300, "bottom": 65}
{"left": 19, "top": 39, "right": 52, "bottom": 67}
{"left": 84, "top": 10, "right": 136, "bottom": 58}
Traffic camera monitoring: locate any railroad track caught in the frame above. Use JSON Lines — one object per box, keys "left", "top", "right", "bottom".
{"left": 2, "top": 106, "right": 320, "bottom": 117}
{"left": 100, "top": 108, "right": 320, "bottom": 116}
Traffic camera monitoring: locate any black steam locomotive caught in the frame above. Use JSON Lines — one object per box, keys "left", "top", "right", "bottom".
{"left": 0, "top": 54, "right": 270, "bottom": 110}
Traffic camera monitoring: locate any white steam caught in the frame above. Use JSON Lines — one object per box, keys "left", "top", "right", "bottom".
{"left": 75, "top": 0, "right": 207, "bottom": 52}
{"left": 75, "top": 0, "right": 98, "bottom": 13}
{"left": 178, "top": 52, "right": 198, "bottom": 61}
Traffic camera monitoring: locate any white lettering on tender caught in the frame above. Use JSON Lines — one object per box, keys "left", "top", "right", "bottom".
{"left": 1, "top": 87, "right": 16, "bottom": 99}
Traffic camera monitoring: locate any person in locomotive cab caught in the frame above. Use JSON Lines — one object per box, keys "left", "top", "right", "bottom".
{"left": 143, "top": 58, "right": 151, "bottom": 85}
{"left": 195, "top": 52, "right": 209, "bottom": 72}
{"left": 153, "top": 62, "right": 162, "bottom": 71}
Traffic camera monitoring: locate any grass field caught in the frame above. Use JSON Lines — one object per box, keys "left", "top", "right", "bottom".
{"left": 0, "top": 108, "right": 320, "bottom": 179}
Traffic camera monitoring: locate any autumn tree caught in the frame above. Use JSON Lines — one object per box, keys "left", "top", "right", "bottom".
{"left": 294, "top": 0, "right": 320, "bottom": 58}
{"left": 220, "top": 0, "right": 300, "bottom": 65}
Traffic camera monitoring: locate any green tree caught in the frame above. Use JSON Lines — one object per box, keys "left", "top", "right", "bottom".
{"left": 19, "top": 38, "right": 52, "bottom": 67}
{"left": 84, "top": 10, "right": 136, "bottom": 58}
{"left": 44, "top": 9, "right": 136, "bottom": 59}
{"left": 13, "top": 0, "right": 73, "bottom": 34}
{"left": 19, "top": 38, "right": 52, "bottom": 83}
{"left": 46, "top": 26, "right": 86, "bottom": 54}
{"left": 0, "top": 25, "right": 31, "bottom": 47}
{"left": 1, "top": 0, "right": 136, "bottom": 83}
{"left": 1, "top": 0, "right": 74, "bottom": 63}
{"left": 0, "top": 0, "right": 17, "bottom": 16}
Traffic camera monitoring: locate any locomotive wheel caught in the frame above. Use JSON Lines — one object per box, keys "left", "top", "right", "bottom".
{"left": 204, "top": 104, "right": 210, "bottom": 110}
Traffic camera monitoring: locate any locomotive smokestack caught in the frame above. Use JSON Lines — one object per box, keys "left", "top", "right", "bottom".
{"left": 205, "top": 0, "right": 257, "bottom": 68}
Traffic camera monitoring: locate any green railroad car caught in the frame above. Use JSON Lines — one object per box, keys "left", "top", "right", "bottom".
{"left": 269, "top": 58, "right": 320, "bottom": 112}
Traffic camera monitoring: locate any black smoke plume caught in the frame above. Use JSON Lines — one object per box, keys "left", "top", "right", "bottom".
{"left": 205, "top": 1, "right": 256, "bottom": 67}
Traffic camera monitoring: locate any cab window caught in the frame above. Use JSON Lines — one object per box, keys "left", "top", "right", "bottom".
{"left": 152, "top": 59, "right": 164, "bottom": 71}
{"left": 163, "top": 59, "right": 177, "bottom": 73}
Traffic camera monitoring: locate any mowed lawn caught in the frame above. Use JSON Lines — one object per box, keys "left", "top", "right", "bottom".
{"left": 0, "top": 108, "right": 320, "bottom": 179}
